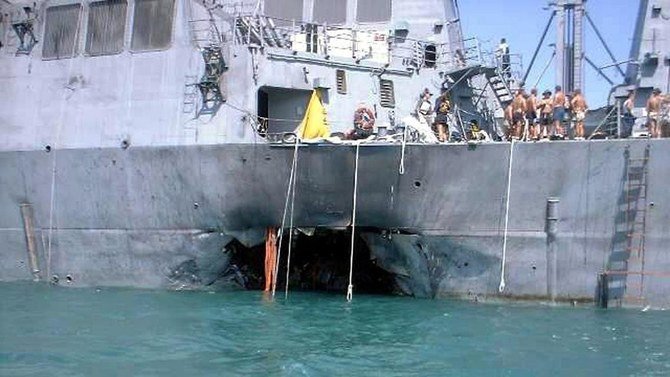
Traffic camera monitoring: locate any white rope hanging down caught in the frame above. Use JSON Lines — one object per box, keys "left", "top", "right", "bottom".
{"left": 47, "top": 9, "right": 85, "bottom": 280}
{"left": 284, "top": 144, "right": 299, "bottom": 299}
{"left": 399, "top": 123, "right": 408, "bottom": 175}
{"left": 272, "top": 140, "right": 299, "bottom": 297}
{"left": 499, "top": 139, "right": 515, "bottom": 293}
{"left": 347, "top": 143, "right": 361, "bottom": 302}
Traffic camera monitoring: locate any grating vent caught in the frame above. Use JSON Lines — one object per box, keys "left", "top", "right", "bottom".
{"left": 379, "top": 79, "right": 395, "bottom": 108}
{"left": 336, "top": 69, "right": 347, "bottom": 94}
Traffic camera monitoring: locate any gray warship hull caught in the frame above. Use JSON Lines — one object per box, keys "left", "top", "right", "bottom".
{"left": 2, "top": 139, "right": 669, "bottom": 307}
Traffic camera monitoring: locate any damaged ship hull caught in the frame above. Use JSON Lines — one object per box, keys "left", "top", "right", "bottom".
{"left": 2, "top": 139, "right": 669, "bottom": 306}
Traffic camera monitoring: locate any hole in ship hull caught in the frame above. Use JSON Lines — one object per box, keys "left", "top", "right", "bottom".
{"left": 228, "top": 228, "right": 396, "bottom": 295}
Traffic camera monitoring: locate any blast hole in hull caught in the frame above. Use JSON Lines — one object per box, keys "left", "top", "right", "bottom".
{"left": 229, "top": 228, "right": 396, "bottom": 295}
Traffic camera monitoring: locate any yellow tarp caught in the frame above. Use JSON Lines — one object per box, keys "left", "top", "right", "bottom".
{"left": 295, "top": 90, "right": 330, "bottom": 139}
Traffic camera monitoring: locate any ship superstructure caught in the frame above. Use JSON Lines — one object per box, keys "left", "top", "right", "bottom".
{"left": 0, "top": 0, "right": 493, "bottom": 150}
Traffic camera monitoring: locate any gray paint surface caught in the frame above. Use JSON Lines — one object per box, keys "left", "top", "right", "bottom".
{"left": 1, "top": 0, "right": 669, "bottom": 309}
{"left": 1, "top": 140, "right": 669, "bottom": 307}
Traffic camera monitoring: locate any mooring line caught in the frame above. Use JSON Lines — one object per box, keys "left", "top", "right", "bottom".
{"left": 399, "top": 123, "right": 407, "bottom": 175}
{"left": 499, "top": 139, "right": 515, "bottom": 293}
{"left": 347, "top": 143, "right": 361, "bottom": 302}
{"left": 284, "top": 142, "right": 299, "bottom": 299}
{"left": 271, "top": 140, "right": 299, "bottom": 297}
{"left": 47, "top": 9, "right": 84, "bottom": 281}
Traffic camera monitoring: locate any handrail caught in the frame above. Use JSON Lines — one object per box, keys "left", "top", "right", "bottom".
{"left": 233, "top": 13, "right": 486, "bottom": 70}
{"left": 587, "top": 106, "right": 618, "bottom": 140}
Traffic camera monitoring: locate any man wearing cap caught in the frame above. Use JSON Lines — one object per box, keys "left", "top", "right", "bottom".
{"left": 647, "top": 88, "right": 663, "bottom": 138}
{"left": 415, "top": 88, "right": 434, "bottom": 128}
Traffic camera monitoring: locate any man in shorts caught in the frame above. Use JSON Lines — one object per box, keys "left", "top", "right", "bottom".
{"left": 504, "top": 103, "right": 514, "bottom": 140}
{"left": 433, "top": 89, "right": 452, "bottom": 142}
{"left": 571, "top": 89, "right": 588, "bottom": 140}
{"left": 553, "top": 85, "right": 567, "bottom": 136}
{"left": 415, "top": 88, "right": 434, "bottom": 127}
{"left": 525, "top": 88, "right": 538, "bottom": 140}
{"left": 647, "top": 88, "right": 662, "bottom": 138}
{"left": 511, "top": 89, "right": 526, "bottom": 140}
{"left": 538, "top": 90, "right": 553, "bottom": 139}
{"left": 622, "top": 90, "right": 635, "bottom": 138}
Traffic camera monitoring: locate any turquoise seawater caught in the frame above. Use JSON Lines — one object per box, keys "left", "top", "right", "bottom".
{"left": 1, "top": 282, "right": 669, "bottom": 376}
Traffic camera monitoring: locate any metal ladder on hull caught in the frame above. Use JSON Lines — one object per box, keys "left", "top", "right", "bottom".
{"left": 604, "top": 145, "right": 650, "bottom": 307}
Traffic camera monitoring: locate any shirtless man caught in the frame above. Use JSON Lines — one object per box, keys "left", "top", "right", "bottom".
{"left": 512, "top": 89, "right": 527, "bottom": 139}
{"left": 526, "top": 88, "right": 538, "bottom": 140}
{"left": 571, "top": 89, "right": 588, "bottom": 140}
{"left": 622, "top": 90, "right": 635, "bottom": 138}
{"left": 663, "top": 94, "right": 670, "bottom": 137}
{"left": 538, "top": 90, "right": 553, "bottom": 139}
{"left": 553, "top": 85, "right": 567, "bottom": 136}
{"left": 647, "top": 88, "right": 662, "bottom": 138}
{"left": 504, "top": 103, "right": 514, "bottom": 140}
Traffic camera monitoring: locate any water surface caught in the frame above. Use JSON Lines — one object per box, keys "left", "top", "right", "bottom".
{"left": 1, "top": 282, "right": 668, "bottom": 376}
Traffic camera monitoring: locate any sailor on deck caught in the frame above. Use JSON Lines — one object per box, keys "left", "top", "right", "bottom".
{"left": 647, "top": 88, "right": 663, "bottom": 138}
{"left": 538, "top": 90, "right": 553, "bottom": 139}
{"left": 511, "top": 89, "right": 526, "bottom": 140}
{"left": 571, "top": 89, "right": 588, "bottom": 140}
{"left": 552, "top": 85, "right": 567, "bottom": 137}
{"left": 497, "top": 38, "right": 511, "bottom": 79}
{"left": 526, "top": 88, "right": 538, "bottom": 140}
{"left": 622, "top": 90, "right": 635, "bottom": 138}
{"left": 433, "top": 89, "right": 452, "bottom": 142}
{"left": 415, "top": 88, "right": 434, "bottom": 128}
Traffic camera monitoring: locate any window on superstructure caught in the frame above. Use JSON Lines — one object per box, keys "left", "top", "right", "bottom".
{"left": 651, "top": 5, "right": 661, "bottom": 18}
{"left": 130, "top": 0, "right": 175, "bottom": 52}
{"left": 379, "top": 79, "right": 395, "bottom": 108}
{"left": 336, "top": 69, "right": 347, "bottom": 94}
{"left": 356, "top": 0, "right": 391, "bottom": 23}
{"left": 85, "top": 0, "right": 127, "bottom": 56}
{"left": 264, "top": 0, "right": 304, "bottom": 27}
{"left": 42, "top": 4, "right": 82, "bottom": 60}
{"left": 313, "top": 0, "right": 346, "bottom": 25}
{"left": 424, "top": 44, "right": 436, "bottom": 68}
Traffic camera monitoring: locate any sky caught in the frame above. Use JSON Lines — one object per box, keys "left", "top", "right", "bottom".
{"left": 458, "top": 0, "right": 637, "bottom": 107}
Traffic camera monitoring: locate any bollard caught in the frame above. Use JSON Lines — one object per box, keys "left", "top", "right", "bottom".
{"left": 546, "top": 198, "right": 559, "bottom": 302}
{"left": 597, "top": 272, "right": 609, "bottom": 309}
